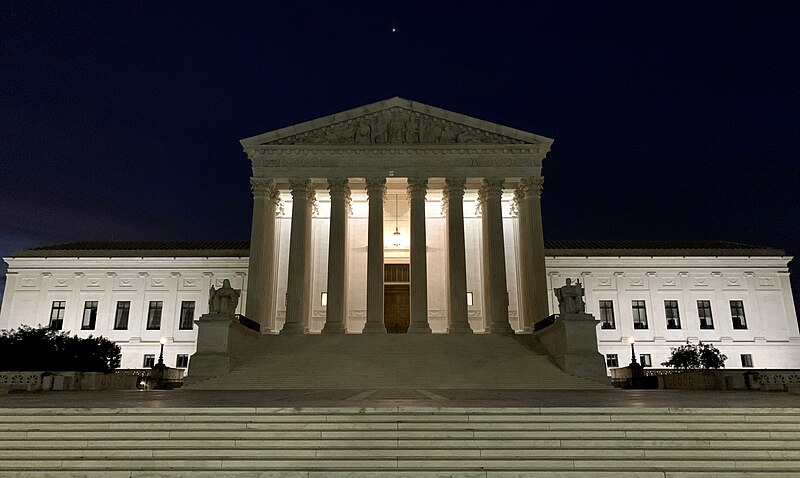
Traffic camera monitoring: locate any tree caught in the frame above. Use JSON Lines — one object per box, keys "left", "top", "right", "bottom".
{"left": 0, "top": 325, "right": 121, "bottom": 372}
{"left": 661, "top": 342, "right": 727, "bottom": 370}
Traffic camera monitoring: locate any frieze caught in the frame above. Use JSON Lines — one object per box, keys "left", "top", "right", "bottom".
{"left": 265, "top": 107, "right": 529, "bottom": 146}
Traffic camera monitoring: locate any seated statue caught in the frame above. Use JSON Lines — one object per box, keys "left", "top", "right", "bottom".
{"left": 208, "top": 279, "right": 240, "bottom": 317}
{"left": 554, "top": 278, "right": 586, "bottom": 315}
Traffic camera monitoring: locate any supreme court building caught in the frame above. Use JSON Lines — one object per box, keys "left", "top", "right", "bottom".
{"left": 1, "top": 97, "right": 799, "bottom": 378}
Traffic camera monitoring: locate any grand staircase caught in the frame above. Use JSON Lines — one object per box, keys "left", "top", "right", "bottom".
{"left": 1, "top": 406, "right": 798, "bottom": 476}
{"left": 187, "top": 334, "right": 608, "bottom": 390}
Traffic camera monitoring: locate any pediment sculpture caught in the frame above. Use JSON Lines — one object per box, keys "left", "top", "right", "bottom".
{"left": 266, "top": 107, "right": 526, "bottom": 145}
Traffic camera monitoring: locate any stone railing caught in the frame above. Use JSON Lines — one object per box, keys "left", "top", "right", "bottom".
{"left": 0, "top": 371, "right": 138, "bottom": 392}
{"left": 610, "top": 367, "right": 800, "bottom": 391}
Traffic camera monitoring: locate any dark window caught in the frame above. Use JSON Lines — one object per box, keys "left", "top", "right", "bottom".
{"left": 730, "top": 300, "right": 747, "bottom": 329}
{"left": 665, "top": 300, "right": 681, "bottom": 329}
{"left": 632, "top": 300, "right": 648, "bottom": 329}
{"left": 179, "top": 301, "right": 195, "bottom": 330}
{"left": 81, "top": 301, "right": 98, "bottom": 330}
{"left": 147, "top": 301, "right": 163, "bottom": 330}
{"left": 639, "top": 354, "right": 652, "bottom": 367}
{"left": 605, "top": 354, "right": 619, "bottom": 368}
{"left": 49, "top": 301, "right": 66, "bottom": 330}
{"left": 176, "top": 354, "right": 189, "bottom": 368}
{"left": 599, "top": 300, "right": 615, "bottom": 329}
{"left": 698, "top": 300, "right": 714, "bottom": 329}
{"left": 114, "top": 301, "right": 130, "bottom": 330}
{"left": 740, "top": 354, "right": 753, "bottom": 368}
{"left": 143, "top": 354, "right": 155, "bottom": 368}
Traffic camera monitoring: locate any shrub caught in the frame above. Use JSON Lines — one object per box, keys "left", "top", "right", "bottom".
{"left": 661, "top": 342, "right": 727, "bottom": 370}
{"left": 0, "top": 325, "right": 121, "bottom": 373}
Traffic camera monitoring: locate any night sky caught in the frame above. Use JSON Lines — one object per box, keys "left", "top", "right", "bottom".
{"left": 1, "top": 2, "right": 798, "bottom": 305}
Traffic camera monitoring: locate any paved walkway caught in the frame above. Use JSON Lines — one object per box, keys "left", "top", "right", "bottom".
{"left": 1, "top": 388, "right": 799, "bottom": 408}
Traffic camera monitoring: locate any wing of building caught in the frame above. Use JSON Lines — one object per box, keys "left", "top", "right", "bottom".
{"left": 2, "top": 239, "right": 798, "bottom": 371}
{"left": 1, "top": 97, "right": 798, "bottom": 376}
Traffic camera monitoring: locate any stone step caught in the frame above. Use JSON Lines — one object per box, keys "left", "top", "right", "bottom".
{"left": 2, "top": 421, "right": 798, "bottom": 431}
{"left": 3, "top": 457, "right": 800, "bottom": 471}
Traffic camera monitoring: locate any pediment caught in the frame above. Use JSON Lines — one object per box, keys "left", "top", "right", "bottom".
{"left": 241, "top": 97, "right": 552, "bottom": 147}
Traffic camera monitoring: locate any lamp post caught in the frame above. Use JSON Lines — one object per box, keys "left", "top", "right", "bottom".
{"left": 157, "top": 337, "right": 167, "bottom": 367}
{"left": 628, "top": 336, "right": 638, "bottom": 366}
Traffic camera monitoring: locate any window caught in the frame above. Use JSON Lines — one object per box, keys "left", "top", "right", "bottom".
{"left": 147, "top": 301, "right": 163, "bottom": 330}
{"left": 632, "top": 300, "right": 648, "bottom": 329}
{"left": 143, "top": 354, "right": 155, "bottom": 368}
{"left": 176, "top": 354, "right": 189, "bottom": 368}
{"left": 114, "top": 301, "right": 130, "bottom": 330}
{"left": 605, "top": 354, "right": 619, "bottom": 368}
{"left": 664, "top": 300, "right": 681, "bottom": 329}
{"left": 639, "top": 354, "right": 652, "bottom": 367}
{"left": 730, "top": 300, "right": 747, "bottom": 329}
{"left": 599, "top": 300, "right": 615, "bottom": 329}
{"left": 179, "top": 301, "right": 195, "bottom": 330}
{"left": 697, "top": 300, "right": 714, "bottom": 329}
{"left": 321, "top": 292, "right": 328, "bottom": 307}
{"left": 740, "top": 354, "right": 753, "bottom": 368}
{"left": 81, "top": 301, "right": 98, "bottom": 330}
{"left": 49, "top": 301, "right": 66, "bottom": 330}
{"left": 466, "top": 292, "right": 474, "bottom": 306}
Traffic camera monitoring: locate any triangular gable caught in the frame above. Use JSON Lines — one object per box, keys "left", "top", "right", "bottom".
{"left": 240, "top": 97, "right": 552, "bottom": 147}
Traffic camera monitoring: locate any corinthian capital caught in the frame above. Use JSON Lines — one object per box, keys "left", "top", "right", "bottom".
{"left": 406, "top": 177, "right": 428, "bottom": 196}
{"left": 250, "top": 177, "right": 276, "bottom": 198}
{"left": 519, "top": 176, "right": 544, "bottom": 199}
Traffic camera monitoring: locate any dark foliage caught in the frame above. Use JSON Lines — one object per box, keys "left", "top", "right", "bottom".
{"left": 0, "top": 325, "right": 121, "bottom": 372}
{"left": 661, "top": 342, "right": 727, "bottom": 370}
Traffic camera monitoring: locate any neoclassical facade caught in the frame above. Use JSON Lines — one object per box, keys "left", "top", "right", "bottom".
{"left": 1, "top": 98, "right": 799, "bottom": 373}
{"left": 241, "top": 97, "right": 553, "bottom": 338}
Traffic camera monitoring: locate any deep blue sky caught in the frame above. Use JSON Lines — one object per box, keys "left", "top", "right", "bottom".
{"left": 1, "top": 2, "right": 798, "bottom": 304}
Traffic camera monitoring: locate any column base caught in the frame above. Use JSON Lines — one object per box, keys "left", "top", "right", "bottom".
{"left": 321, "top": 322, "right": 346, "bottom": 334}
{"left": 407, "top": 322, "right": 432, "bottom": 334}
{"left": 362, "top": 322, "right": 387, "bottom": 334}
{"left": 279, "top": 322, "right": 305, "bottom": 335}
{"left": 488, "top": 321, "right": 515, "bottom": 335}
{"left": 447, "top": 322, "right": 473, "bottom": 334}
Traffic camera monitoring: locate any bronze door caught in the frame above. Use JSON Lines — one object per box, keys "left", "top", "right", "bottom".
{"left": 384, "top": 284, "right": 410, "bottom": 333}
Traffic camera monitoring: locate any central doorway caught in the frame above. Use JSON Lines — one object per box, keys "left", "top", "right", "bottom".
{"left": 384, "top": 264, "right": 410, "bottom": 333}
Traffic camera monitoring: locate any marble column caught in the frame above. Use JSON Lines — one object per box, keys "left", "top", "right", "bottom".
{"left": 481, "top": 178, "right": 514, "bottom": 334}
{"left": 443, "top": 178, "right": 473, "bottom": 334}
{"left": 407, "top": 178, "right": 432, "bottom": 334}
{"left": 246, "top": 178, "right": 280, "bottom": 332}
{"left": 517, "top": 177, "right": 549, "bottom": 329}
{"left": 363, "top": 178, "right": 386, "bottom": 334}
{"left": 322, "top": 179, "right": 349, "bottom": 334}
{"left": 281, "top": 179, "right": 312, "bottom": 335}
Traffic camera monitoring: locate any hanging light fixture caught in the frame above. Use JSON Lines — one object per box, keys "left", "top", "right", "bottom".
{"left": 393, "top": 193, "right": 401, "bottom": 247}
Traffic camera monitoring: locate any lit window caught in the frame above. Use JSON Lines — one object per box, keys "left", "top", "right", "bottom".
{"left": 81, "top": 301, "right": 98, "bottom": 330}
{"left": 49, "top": 301, "right": 66, "bottom": 330}
{"left": 697, "top": 300, "right": 714, "bottom": 329}
{"left": 665, "top": 300, "right": 681, "bottom": 329}
{"left": 605, "top": 354, "right": 619, "bottom": 368}
{"left": 114, "top": 301, "right": 130, "bottom": 330}
{"left": 632, "top": 300, "right": 648, "bottom": 329}
{"left": 179, "top": 301, "right": 195, "bottom": 330}
{"left": 639, "top": 354, "right": 652, "bottom": 367}
{"left": 176, "top": 354, "right": 189, "bottom": 368}
{"left": 730, "top": 300, "right": 747, "bottom": 330}
{"left": 143, "top": 354, "right": 155, "bottom": 368}
{"left": 466, "top": 292, "right": 473, "bottom": 306}
{"left": 321, "top": 292, "right": 327, "bottom": 307}
{"left": 147, "top": 301, "right": 163, "bottom": 330}
{"left": 599, "top": 300, "right": 615, "bottom": 329}
{"left": 740, "top": 354, "right": 753, "bottom": 368}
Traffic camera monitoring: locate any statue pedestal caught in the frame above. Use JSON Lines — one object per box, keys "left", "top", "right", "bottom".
{"left": 533, "top": 312, "right": 609, "bottom": 384}
{"left": 185, "top": 313, "right": 259, "bottom": 384}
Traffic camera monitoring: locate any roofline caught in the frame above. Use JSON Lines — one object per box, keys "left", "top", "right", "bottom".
{"left": 239, "top": 96, "right": 554, "bottom": 147}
